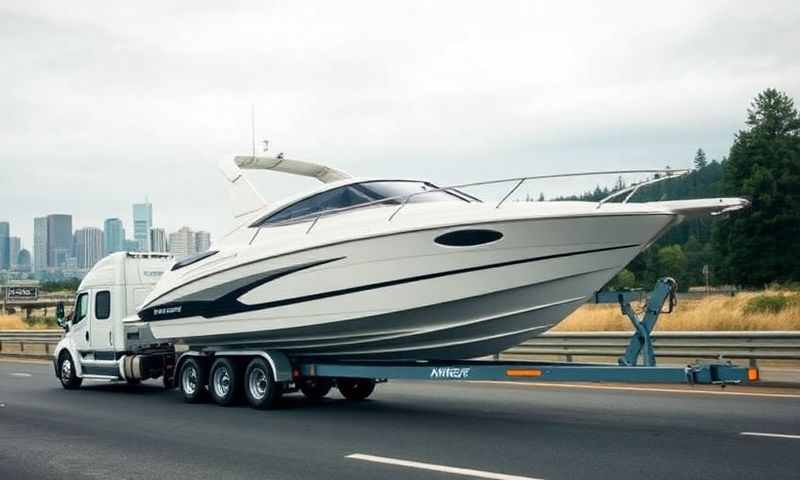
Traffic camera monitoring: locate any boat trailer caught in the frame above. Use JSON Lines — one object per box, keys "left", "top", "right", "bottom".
{"left": 290, "top": 278, "right": 758, "bottom": 387}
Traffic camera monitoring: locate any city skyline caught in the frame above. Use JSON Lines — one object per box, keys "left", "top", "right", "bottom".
{"left": 0, "top": 199, "right": 213, "bottom": 275}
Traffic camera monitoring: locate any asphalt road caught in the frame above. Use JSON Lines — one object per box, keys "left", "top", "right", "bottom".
{"left": 1, "top": 361, "right": 799, "bottom": 480}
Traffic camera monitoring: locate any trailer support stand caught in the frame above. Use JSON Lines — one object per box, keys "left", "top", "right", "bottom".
{"left": 613, "top": 278, "right": 677, "bottom": 367}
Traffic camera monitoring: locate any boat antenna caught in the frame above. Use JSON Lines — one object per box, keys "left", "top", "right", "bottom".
{"left": 250, "top": 104, "right": 256, "bottom": 158}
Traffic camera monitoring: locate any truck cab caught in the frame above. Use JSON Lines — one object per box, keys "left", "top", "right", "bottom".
{"left": 54, "top": 252, "right": 174, "bottom": 387}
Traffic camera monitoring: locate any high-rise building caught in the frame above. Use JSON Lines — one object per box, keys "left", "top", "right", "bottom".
{"left": 9, "top": 236, "right": 21, "bottom": 270}
{"left": 168, "top": 226, "right": 195, "bottom": 260}
{"left": 150, "top": 228, "right": 168, "bottom": 253}
{"left": 194, "top": 231, "right": 211, "bottom": 253}
{"left": 103, "top": 218, "right": 125, "bottom": 256}
{"left": 47, "top": 214, "right": 73, "bottom": 268}
{"left": 124, "top": 238, "right": 140, "bottom": 252}
{"left": 0, "top": 221, "right": 9, "bottom": 270}
{"left": 74, "top": 227, "right": 104, "bottom": 269}
{"left": 34, "top": 217, "right": 48, "bottom": 272}
{"left": 16, "top": 249, "right": 32, "bottom": 273}
{"left": 133, "top": 201, "right": 153, "bottom": 252}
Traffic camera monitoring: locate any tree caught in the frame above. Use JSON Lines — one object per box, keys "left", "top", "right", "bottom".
{"left": 694, "top": 148, "right": 707, "bottom": 169}
{"left": 657, "top": 245, "right": 689, "bottom": 291}
{"left": 713, "top": 89, "right": 800, "bottom": 287}
{"left": 607, "top": 269, "right": 637, "bottom": 290}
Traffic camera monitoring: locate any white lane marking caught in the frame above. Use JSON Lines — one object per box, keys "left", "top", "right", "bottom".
{"left": 476, "top": 381, "right": 800, "bottom": 399}
{"left": 741, "top": 432, "right": 800, "bottom": 440}
{"left": 10, "top": 372, "right": 32, "bottom": 377}
{"left": 347, "top": 453, "right": 543, "bottom": 480}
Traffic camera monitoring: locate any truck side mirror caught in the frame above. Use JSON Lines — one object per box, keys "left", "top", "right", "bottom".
{"left": 56, "top": 302, "right": 66, "bottom": 329}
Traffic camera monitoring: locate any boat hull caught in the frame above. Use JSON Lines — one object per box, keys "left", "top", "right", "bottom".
{"left": 139, "top": 212, "right": 675, "bottom": 360}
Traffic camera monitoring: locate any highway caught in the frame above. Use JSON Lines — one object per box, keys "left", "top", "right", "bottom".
{"left": 1, "top": 361, "right": 799, "bottom": 480}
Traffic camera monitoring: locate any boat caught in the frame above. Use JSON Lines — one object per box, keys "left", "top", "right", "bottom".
{"left": 136, "top": 154, "right": 748, "bottom": 360}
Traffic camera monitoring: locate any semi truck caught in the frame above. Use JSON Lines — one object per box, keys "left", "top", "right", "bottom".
{"left": 53, "top": 252, "right": 757, "bottom": 410}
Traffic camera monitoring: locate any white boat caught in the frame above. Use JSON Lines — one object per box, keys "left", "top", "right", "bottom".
{"left": 137, "top": 155, "right": 747, "bottom": 360}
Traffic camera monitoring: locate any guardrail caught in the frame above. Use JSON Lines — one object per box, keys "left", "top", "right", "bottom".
{"left": 503, "top": 331, "right": 800, "bottom": 367}
{"left": 0, "top": 330, "right": 63, "bottom": 360}
{"left": 2, "top": 330, "right": 799, "bottom": 366}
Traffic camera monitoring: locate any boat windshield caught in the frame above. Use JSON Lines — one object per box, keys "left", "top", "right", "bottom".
{"left": 260, "top": 180, "right": 467, "bottom": 225}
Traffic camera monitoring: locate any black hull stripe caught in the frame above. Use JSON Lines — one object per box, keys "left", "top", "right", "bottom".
{"left": 143, "top": 243, "right": 639, "bottom": 322}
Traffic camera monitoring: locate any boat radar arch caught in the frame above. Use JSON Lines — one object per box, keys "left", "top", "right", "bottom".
{"left": 219, "top": 154, "right": 352, "bottom": 219}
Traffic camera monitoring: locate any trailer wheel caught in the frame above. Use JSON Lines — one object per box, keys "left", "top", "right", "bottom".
{"left": 299, "top": 378, "right": 333, "bottom": 400}
{"left": 209, "top": 358, "right": 241, "bottom": 406}
{"left": 244, "top": 357, "right": 281, "bottom": 410}
{"left": 58, "top": 352, "right": 82, "bottom": 390}
{"left": 337, "top": 378, "right": 375, "bottom": 401}
{"left": 179, "top": 357, "right": 207, "bottom": 403}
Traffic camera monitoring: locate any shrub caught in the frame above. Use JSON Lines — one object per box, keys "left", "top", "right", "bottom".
{"left": 743, "top": 294, "right": 799, "bottom": 315}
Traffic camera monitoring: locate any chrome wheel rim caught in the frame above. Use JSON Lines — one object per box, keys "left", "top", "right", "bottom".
{"left": 248, "top": 367, "right": 268, "bottom": 401}
{"left": 213, "top": 366, "right": 231, "bottom": 398}
{"left": 182, "top": 364, "right": 198, "bottom": 395}
{"left": 61, "top": 357, "right": 72, "bottom": 380}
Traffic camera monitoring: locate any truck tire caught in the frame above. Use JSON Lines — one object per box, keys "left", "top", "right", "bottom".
{"left": 243, "top": 357, "right": 281, "bottom": 410}
{"left": 209, "top": 358, "right": 241, "bottom": 406}
{"left": 337, "top": 378, "right": 375, "bottom": 401}
{"left": 299, "top": 378, "right": 333, "bottom": 400}
{"left": 179, "top": 357, "right": 207, "bottom": 403}
{"left": 58, "top": 352, "right": 82, "bottom": 390}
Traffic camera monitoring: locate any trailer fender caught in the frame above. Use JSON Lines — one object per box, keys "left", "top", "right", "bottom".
{"left": 175, "top": 350, "right": 293, "bottom": 383}
{"left": 214, "top": 350, "right": 293, "bottom": 382}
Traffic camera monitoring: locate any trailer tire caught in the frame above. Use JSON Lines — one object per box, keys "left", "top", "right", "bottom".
{"left": 209, "top": 358, "right": 241, "bottom": 406}
{"left": 337, "top": 378, "right": 375, "bottom": 401}
{"left": 58, "top": 352, "right": 82, "bottom": 390}
{"left": 244, "top": 357, "right": 281, "bottom": 410}
{"left": 179, "top": 357, "right": 208, "bottom": 403}
{"left": 299, "top": 378, "right": 333, "bottom": 400}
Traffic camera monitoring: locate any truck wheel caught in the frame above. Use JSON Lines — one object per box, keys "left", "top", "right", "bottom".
{"left": 179, "top": 357, "right": 207, "bottom": 403}
{"left": 337, "top": 378, "right": 375, "bottom": 401}
{"left": 299, "top": 378, "right": 332, "bottom": 400}
{"left": 209, "top": 358, "right": 241, "bottom": 406}
{"left": 244, "top": 357, "right": 281, "bottom": 410}
{"left": 58, "top": 352, "right": 82, "bottom": 390}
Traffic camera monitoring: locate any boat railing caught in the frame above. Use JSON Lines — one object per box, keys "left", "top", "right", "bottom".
{"left": 270, "top": 168, "right": 688, "bottom": 234}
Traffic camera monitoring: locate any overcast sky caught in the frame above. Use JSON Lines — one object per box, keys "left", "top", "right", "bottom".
{"left": 2, "top": 1, "right": 799, "bottom": 248}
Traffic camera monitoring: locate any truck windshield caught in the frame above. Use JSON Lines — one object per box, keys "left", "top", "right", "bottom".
{"left": 260, "top": 181, "right": 467, "bottom": 225}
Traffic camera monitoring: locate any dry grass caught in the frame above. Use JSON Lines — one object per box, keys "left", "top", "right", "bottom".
{"left": 554, "top": 291, "right": 800, "bottom": 332}
{"left": 0, "top": 314, "right": 52, "bottom": 330}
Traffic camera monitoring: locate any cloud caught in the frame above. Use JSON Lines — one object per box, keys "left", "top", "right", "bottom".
{"left": 1, "top": 1, "right": 799, "bottom": 248}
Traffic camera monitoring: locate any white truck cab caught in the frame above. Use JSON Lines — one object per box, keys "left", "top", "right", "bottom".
{"left": 53, "top": 252, "right": 174, "bottom": 388}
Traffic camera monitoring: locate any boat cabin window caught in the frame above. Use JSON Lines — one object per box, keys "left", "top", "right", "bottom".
{"left": 261, "top": 181, "right": 466, "bottom": 225}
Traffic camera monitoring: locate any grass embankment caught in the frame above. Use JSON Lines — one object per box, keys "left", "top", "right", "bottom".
{"left": 553, "top": 291, "right": 800, "bottom": 332}
{"left": 0, "top": 314, "right": 56, "bottom": 330}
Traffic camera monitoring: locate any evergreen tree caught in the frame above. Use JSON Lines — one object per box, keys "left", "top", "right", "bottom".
{"left": 694, "top": 148, "right": 707, "bottom": 169}
{"left": 713, "top": 89, "right": 800, "bottom": 287}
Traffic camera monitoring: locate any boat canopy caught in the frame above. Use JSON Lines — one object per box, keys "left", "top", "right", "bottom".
{"left": 219, "top": 154, "right": 352, "bottom": 219}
